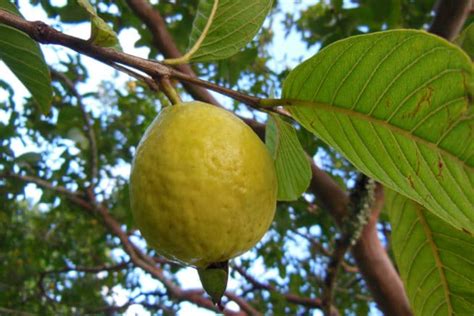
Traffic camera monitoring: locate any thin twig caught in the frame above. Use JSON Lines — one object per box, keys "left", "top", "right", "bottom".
{"left": 125, "top": 0, "right": 221, "bottom": 106}
{"left": 233, "top": 265, "right": 338, "bottom": 314}
{"left": 0, "top": 9, "right": 299, "bottom": 117}
{"left": 0, "top": 172, "right": 91, "bottom": 210}
{"left": 42, "top": 261, "right": 130, "bottom": 275}
{"left": 105, "top": 61, "right": 160, "bottom": 91}
{"left": 0, "top": 10, "right": 264, "bottom": 111}
{"left": 0, "top": 307, "right": 35, "bottom": 316}
{"left": 292, "top": 231, "right": 358, "bottom": 273}
{"left": 225, "top": 292, "right": 261, "bottom": 316}
{"left": 335, "top": 287, "right": 372, "bottom": 301}
{"left": 321, "top": 237, "right": 351, "bottom": 315}
{"left": 2, "top": 171, "right": 248, "bottom": 315}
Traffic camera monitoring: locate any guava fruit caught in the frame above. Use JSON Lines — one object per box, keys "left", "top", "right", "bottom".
{"left": 129, "top": 101, "right": 277, "bottom": 304}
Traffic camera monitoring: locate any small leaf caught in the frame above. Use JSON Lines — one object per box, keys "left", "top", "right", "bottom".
{"left": 187, "top": 0, "right": 273, "bottom": 62}
{"left": 0, "top": 0, "right": 52, "bottom": 113}
{"left": 386, "top": 190, "right": 474, "bottom": 316}
{"left": 455, "top": 23, "right": 474, "bottom": 60}
{"left": 265, "top": 114, "right": 311, "bottom": 201}
{"left": 15, "top": 152, "right": 41, "bottom": 167}
{"left": 283, "top": 30, "right": 474, "bottom": 234}
{"left": 67, "top": 127, "right": 89, "bottom": 149}
{"left": 76, "top": 0, "right": 120, "bottom": 48}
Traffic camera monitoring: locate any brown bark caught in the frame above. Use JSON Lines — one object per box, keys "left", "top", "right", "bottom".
{"left": 429, "top": 0, "right": 473, "bottom": 41}
{"left": 352, "top": 186, "right": 413, "bottom": 316}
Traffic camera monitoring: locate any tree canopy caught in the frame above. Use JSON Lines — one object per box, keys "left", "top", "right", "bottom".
{"left": 0, "top": 1, "right": 472, "bottom": 315}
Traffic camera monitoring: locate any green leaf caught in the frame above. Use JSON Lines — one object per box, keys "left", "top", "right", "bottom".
{"left": 67, "top": 127, "right": 89, "bottom": 149}
{"left": 76, "top": 0, "right": 120, "bottom": 48}
{"left": 455, "top": 23, "right": 474, "bottom": 60}
{"left": 282, "top": 30, "right": 474, "bottom": 234}
{"left": 386, "top": 189, "right": 474, "bottom": 316}
{"left": 0, "top": 0, "right": 52, "bottom": 113}
{"left": 15, "top": 152, "right": 41, "bottom": 167}
{"left": 188, "top": 0, "right": 273, "bottom": 62}
{"left": 265, "top": 114, "right": 311, "bottom": 201}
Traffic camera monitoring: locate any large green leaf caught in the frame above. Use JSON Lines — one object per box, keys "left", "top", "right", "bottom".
{"left": 282, "top": 30, "right": 474, "bottom": 234}
{"left": 77, "top": 0, "right": 120, "bottom": 48}
{"left": 386, "top": 190, "right": 474, "bottom": 315}
{"left": 187, "top": 0, "right": 273, "bottom": 62}
{"left": 265, "top": 114, "right": 311, "bottom": 201}
{"left": 0, "top": 0, "right": 52, "bottom": 113}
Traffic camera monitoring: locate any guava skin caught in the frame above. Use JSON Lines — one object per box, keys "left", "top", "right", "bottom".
{"left": 130, "top": 101, "right": 277, "bottom": 268}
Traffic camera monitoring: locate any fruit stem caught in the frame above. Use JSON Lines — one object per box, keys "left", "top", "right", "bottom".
{"left": 158, "top": 77, "right": 182, "bottom": 105}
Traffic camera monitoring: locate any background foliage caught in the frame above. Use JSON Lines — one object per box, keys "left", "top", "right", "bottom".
{"left": 0, "top": 0, "right": 471, "bottom": 315}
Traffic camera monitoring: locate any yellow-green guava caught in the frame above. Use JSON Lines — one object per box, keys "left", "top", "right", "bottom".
{"left": 129, "top": 101, "right": 277, "bottom": 269}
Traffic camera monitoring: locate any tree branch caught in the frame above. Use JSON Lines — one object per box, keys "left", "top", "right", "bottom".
{"left": 321, "top": 176, "right": 376, "bottom": 315}
{"left": 2, "top": 172, "right": 247, "bottom": 314}
{"left": 428, "top": 0, "right": 473, "bottom": 41}
{"left": 104, "top": 61, "right": 160, "bottom": 91}
{"left": 351, "top": 185, "right": 412, "bottom": 315}
{"left": 125, "top": 0, "right": 221, "bottom": 106}
{"left": 292, "top": 231, "right": 359, "bottom": 273}
{"left": 0, "top": 172, "right": 91, "bottom": 211}
{"left": 0, "top": 9, "right": 269, "bottom": 111}
{"left": 234, "top": 266, "right": 338, "bottom": 315}
{"left": 0, "top": 307, "right": 35, "bottom": 316}
{"left": 225, "top": 292, "right": 261, "bottom": 316}
{"left": 42, "top": 261, "right": 130, "bottom": 275}
{"left": 92, "top": 203, "right": 228, "bottom": 313}
{"left": 307, "top": 165, "right": 413, "bottom": 315}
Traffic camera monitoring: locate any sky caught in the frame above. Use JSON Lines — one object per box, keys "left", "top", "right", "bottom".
{"left": 0, "top": 1, "right": 381, "bottom": 315}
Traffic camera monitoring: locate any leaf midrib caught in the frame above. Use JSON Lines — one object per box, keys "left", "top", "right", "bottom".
{"left": 416, "top": 206, "right": 453, "bottom": 315}
{"left": 287, "top": 99, "right": 473, "bottom": 173}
